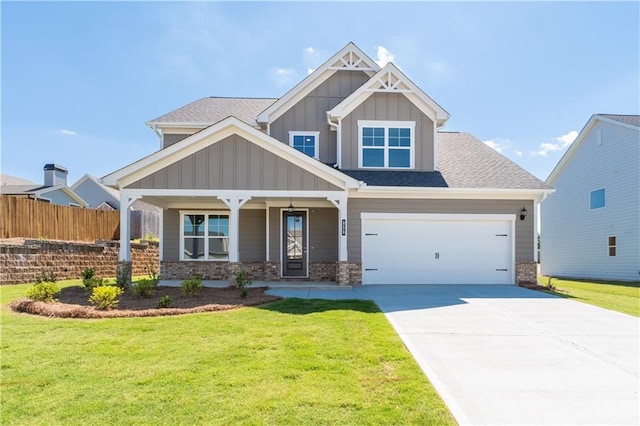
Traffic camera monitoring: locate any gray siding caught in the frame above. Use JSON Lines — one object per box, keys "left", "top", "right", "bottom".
{"left": 41, "top": 189, "right": 83, "bottom": 206}
{"left": 73, "top": 179, "right": 119, "bottom": 208}
{"left": 163, "top": 134, "right": 191, "bottom": 148}
{"left": 542, "top": 120, "right": 640, "bottom": 281}
{"left": 347, "top": 199, "right": 534, "bottom": 262}
{"left": 127, "top": 134, "right": 340, "bottom": 191}
{"left": 268, "top": 207, "right": 338, "bottom": 262}
{"left": 341, "top": 93, "right": 435, "bottom": 171}
{"left": 239, "top": 209, "right": 266, "bottom": 261}
{"left": 163, "top": 209, "right": 180, "bottom": 261}
{"left": 270, "top": 70, "right": 370, "bottom": 164}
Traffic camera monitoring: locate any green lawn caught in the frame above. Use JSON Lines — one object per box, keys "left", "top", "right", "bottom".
{"left": 1, "top": 281, "right": 455, "bottom": 425}
{"left": 539, "top": 276, "right": 640, "bottom": 317}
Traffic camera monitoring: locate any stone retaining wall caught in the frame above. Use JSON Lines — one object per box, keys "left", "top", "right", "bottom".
{"left": 0, "top": 240, "right": 159, "bottom": 285}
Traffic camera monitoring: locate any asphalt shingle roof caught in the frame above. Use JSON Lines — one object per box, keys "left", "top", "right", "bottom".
{"left": 598, "top": 114, "right": 640, "bottom": 127}
{"left": 0, "top": 184, "right": 47, "bottom": 195}
{"left": 342, "top": 132, "right": 550, "bottom": 189}
{"left": 148, "top": 97, "right": 277, "bottom": 128}
{"left": 0, "top": 174, "right": 37, "bottom": 186}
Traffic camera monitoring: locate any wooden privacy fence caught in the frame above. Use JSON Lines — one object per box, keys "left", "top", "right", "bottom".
{"left": 130, "top": 210, "right": 160, "bottom": 239}
{"left": 0, "top": 196, "right": 120, "bottom": 241}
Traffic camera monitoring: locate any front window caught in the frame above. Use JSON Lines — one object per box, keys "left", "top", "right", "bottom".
{"left": 289, "top": 131, "right": 319, "bottom": 159}
{"left": 608, "top": 236, "right": 616, "bottom": 257}
{"left": 359, "top": 121, "right": 414, "bottom": 169}
{"left": 181, "top": 212, "right": 229, "bottom": 260}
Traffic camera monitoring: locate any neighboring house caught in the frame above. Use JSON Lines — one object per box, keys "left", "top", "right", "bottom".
{"left": 1, "top": 164, "right": 88, "bottom": 207}
{"left": 542, "top": 114, "right": 640, "bottom": 282}
{"left": 72, "top": 174, "right": 161, "bottom": 238}
{"left": 103, "top": 42, "right": 552, "bottom": 285}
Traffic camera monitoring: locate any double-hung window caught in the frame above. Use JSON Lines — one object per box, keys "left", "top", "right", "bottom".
{"left": 181, "top": 212, "right": 229, "bottom": 260}
{"left": 289, "top": 131, "right": 319, "bottom": 159}
{"left": 358, "top": 121, "right": 415, "bottom": 169}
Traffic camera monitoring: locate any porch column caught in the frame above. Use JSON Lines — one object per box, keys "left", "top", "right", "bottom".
{"left": 218, "top": 196, "right": 251, "bottom": 262}
{"left": 118, "top": 192, "right": 141, "bottom": 286}
{"left": 327, "top": 195, "right": 348, "bottom": 261}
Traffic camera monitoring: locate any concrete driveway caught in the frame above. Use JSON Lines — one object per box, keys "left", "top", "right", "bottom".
{"left": 268, "top": 285, "right": 639, "bottom": 425}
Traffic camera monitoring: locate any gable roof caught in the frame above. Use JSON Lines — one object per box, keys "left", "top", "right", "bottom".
{"left": 146, "top": 97, "right": 277, "bottom": 128}
{"left": 72, "top": 174, "right": 120, "bottom": 200}
{"left": 343, "top": 132, "right": 550, "bottom": 190}
{"left": 328, "top": 62, "right": 449, "bottom": 127}
{"left": 103, "top": 116, "right": 361, "bottom": 190}
{"left": 0, "top": 184, "right": 88, "bottom": 206}
{"left": 0, "top": 174, "right": 37, "bottom": 186}
{"left": 256, "top": 42, "right": 380, "bottom": 126}
{"left": 546, "top": 114, "right": 640, "bottom": 185}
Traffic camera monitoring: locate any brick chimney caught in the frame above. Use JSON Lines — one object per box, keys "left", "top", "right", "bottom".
{"left": 44, "top": 164, "right": 68, "bottom": 187}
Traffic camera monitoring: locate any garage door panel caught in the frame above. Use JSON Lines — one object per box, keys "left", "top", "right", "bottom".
{"left": 362, "top": 216, "right": 514, "bottom": 285}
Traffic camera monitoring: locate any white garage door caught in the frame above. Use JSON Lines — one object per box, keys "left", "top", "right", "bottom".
{"left": 361, "top": 213, "right": 515, "bottom": 285}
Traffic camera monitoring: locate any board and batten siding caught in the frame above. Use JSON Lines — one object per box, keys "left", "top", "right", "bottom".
{"left": 268, "top": 207, "right": 338, "bottom": 262}
{"left": 270, "top": 70, "right": 370, "bottom": 165}
{"left": 126, "top": 134, "right": 340, "bottom": 191}
{"left": 542, "top": 120, "right": 640, "bottom": 281}
{"left": 162, "top": 208, "right": 267, "bottom": 262}
{"left": 341, "top": 93, "right": 436, "bottom": 171}
{"left": 347, "top": 199, "right": 533, "bottom": 262}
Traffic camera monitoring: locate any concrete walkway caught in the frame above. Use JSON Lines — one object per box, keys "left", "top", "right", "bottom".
{"left": 267, "top": 285, "right": 640, "bottom": 425}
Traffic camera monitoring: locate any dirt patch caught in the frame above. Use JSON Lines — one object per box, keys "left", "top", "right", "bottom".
{"left": 9, "top": 286, "right": 282, "bottom": 319}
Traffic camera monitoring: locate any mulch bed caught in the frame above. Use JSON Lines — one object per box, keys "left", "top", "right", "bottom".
{"left": 9, "top": 286, "right": 282, "bottom": 319}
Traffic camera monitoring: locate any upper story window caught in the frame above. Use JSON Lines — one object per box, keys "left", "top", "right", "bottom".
{"left": 289, "top": 131, "right": 319, "bottom": 159}
{"left": 180, "top": 212, "right": 229, "bottom": 261}
{"left": 590, "top": 188, "right": 606, "bottom": 209}
{"left": 358, "top": 121, "right": 415, "bottom": 169}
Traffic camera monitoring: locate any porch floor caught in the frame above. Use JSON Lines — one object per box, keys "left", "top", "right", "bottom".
{"left": 158, "top": 280, "right": 350, "bottom": 290}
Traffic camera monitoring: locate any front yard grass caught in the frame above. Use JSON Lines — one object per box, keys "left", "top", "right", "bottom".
{"left": 1, "top": 281, "right": 455, "bottom": 425}
{"left": 538, "top": 276, "right": 640, "bottom": 317}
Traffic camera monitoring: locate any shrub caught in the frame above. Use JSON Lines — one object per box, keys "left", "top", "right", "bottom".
{"left": 115, "top": 263, "right": 131, "bottom": 289}
{"left": 89, "top": 286, "right": 123, "bottom": 310}
{"left": 83, "top": 277, "right": 105, "bottom": 292}
{"left": 131, "top": 278, "right": 157, "bottom": 298}
{"left": 234, "top": 269, "right": 252, "bottom": 298}
{"left": 181, "top": 276, "right": 203, "bottom": 297}
{"left": 35, "top": 271, "right": 57, "bottom": 284}
{"left": 145, "top": 262, "right": 160, "bottom": 286}
{"left": 157, "top": 295, "right": 172, "bottom": 308}
{"left": 81, "top": 267, "right": 95, "bottom": 280}
{"left": 26, "top": 282, "right": 60, "bottom": 302}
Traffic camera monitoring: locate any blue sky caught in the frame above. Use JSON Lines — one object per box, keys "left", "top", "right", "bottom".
{"left": 2, "top": 1, "right": 639, "bottom": 185}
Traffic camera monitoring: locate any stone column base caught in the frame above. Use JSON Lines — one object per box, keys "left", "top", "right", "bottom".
{"left": 516, "top": 262, "right": 537, "bottom": 286}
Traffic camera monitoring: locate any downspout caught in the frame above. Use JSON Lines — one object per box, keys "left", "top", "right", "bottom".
{"left": 326, "top": 112, "right": 341, "bottom": 168}
{"left": 150, "top": 124, "right": 163, "bottom": 149}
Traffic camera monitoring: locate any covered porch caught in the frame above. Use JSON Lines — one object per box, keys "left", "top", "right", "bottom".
{"left": 117, "top": 189, "right": 359, "bottom": 286}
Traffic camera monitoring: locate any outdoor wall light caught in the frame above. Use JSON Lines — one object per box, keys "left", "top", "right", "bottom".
{"left": 288, "top": 198, "right": 295, "bottom": 214}
{"left": 520, "top": 207, "right": 527, "bottom": 221}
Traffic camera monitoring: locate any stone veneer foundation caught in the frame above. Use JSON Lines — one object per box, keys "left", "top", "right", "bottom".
{"left": 515, "top": 261, "right": 538, "bottom": 285}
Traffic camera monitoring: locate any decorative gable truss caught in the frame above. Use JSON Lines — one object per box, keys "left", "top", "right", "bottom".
{"left": 328, "top": 49, "right": 378, "bottom": 72}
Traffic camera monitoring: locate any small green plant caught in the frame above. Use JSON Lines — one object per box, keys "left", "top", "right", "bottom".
{"left": 83, "top": 277, "right": 105, "bottom": 292}
{"left": 131, "top": 278, "right": 157, "bottom": 298}
{"left": 157, "top": 295, "right": 172, "bottom": 308}
{"left": 115, "top": 263, "right": 131, "bottom": 289}
{"left": 181, "top": 275, "right": 203, "bottom": 297}
{"left": 145, "top": 261, "right": 160, "bottom": 286}
{"left": 89, "top": 286, "right": 123, "bottom": 310}
{"left": 34, "top": 271, "right": 57, "bottom": 284}
{"left": 81, "top": 267, "right": 95, "bottom": 280}
{"left": 547, "top": 276, "right": 556, "bottom": 291}
{"left": 26, "top": 282, "right": 60, "bottom": 302}
{"left": 234, "top": 269, "right": 252, "bottom": 298}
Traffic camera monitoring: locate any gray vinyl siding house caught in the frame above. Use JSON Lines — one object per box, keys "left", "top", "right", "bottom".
{"left": 542, "top": 114, "right": 640, "bottom": 281}
{"left": 104, "top": 43, "right": 552, "bottom": 285}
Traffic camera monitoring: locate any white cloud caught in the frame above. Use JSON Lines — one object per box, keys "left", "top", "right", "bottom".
{"left": 60, "top": 129, "right": 77, "bottom": 136}
{"left": 530, "top": 130, "right": 578, "bottom": 157}
{"left": 304, "top": 47, "right": 314, "bottom": 54}
{"left": 484, "top": 139, "right": 505, "bottom": 153}
{"left": 374, "top": 46, "right": 394, "bottom": 68}
{"left": 271, "top": 68, "right": 298, "bottom": 86}
{"left": 514, "top": 150, "right": 523, "bottom": 157}
{"left": 307, "top": 68, "right": 315, "bottom": 75}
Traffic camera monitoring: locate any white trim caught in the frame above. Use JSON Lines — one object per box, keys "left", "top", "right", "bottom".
{"left": 102, "top": 117, "right": 360, "bottom": 190}
{"left": 358, "top": 120, "right": 416, "bottom": 169}
{"left": 179, "top": 210, "right": 231, "bottom": 262}
{"left": 279, "top": 208, "right": 309, "bottom": 278}
{"left": 257, "top": 42, "right": 380, "bottom": 125}
{"left": 328, "top": 62, "right": 449, "bottom": 127}
{"left": 351, "top": 187, "right": 554, "bottom": 200}
{"left": 159, "top": 208, "right": 164, "bottom": 261}
{"left": 607, "top": 235, "right": 617, "bottom": 257}
{"left": 32, "top": 185, "right": 88, "bottom": 207}
{"left": 265, "top": 204, "right": 270, "bottom": 262}
{"left": 533, "top": 200, "right": 538, "bottom": 263}
{"left": 288, "top": 131, "right": 320, "bottom": 160}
